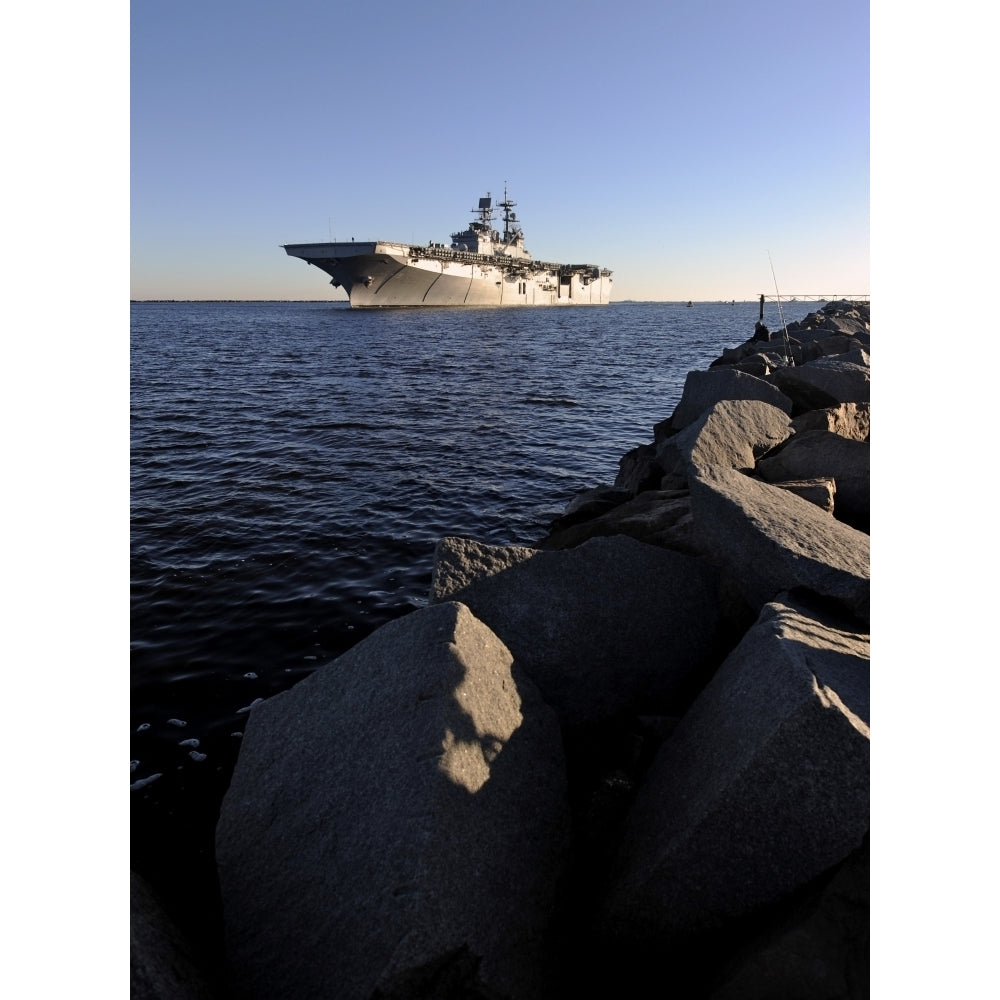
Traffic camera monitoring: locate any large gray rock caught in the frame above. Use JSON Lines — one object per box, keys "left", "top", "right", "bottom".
{"left": 802, "top": 333, "right": 866, "bottom": 361}
{"left": 838, "top": 348, "right": 871, "bottom": 368}
{"left": 707, "top": 834, "right": 870, "bottom": 1000}
{"left": 725, "top": 352, "right": 773, "bottom": 377}
{"left": 216, "top": 601, "right": 570, "bottom": 1000}
{"left": 614, "top": 443, "right": 665, "bottom": 495}
{"left": 430, "top": 535, "right": 721, "bottom": 725}
{"left": 768, "top": 477, "right": 837, "bottom": 513}
{"left": 669, "top": 369, "right": 793, "bottom": 431}
{"left": 657, "top": 398, "right": 793, "bottom": 480}
{"left": 820, "top": 313, "right": 869, "bottom": 338}
{"left": 131, "top": 871, "right": 216, "bottom": 1000}
{"left": 756, "top": 430, "right": 869, "bottom": 529}
{"left": 791, "top": 403, "right": 870, "bottom": 442}
{"left": 602, "top": 595, "right": 869, "bottom": 947}
{"left": 766, "top": 368, "right": 841, "bottom": 413}
{"left": 538, "top": 489, "right": 695, "bottom": 553}
{"left": 769, "top": 356, "right": 870, "bottom": 407}
{"left": 689, "top": 466, "right": 869, "bottom": 622}
{"left": 545, "top": 485, "right": 633, "bottom": 534}
{"left": 787, "top": 321, "right": 868, "bottom": 347}
{"left": 786, "top": 303, "right": 869, "bottom": 345}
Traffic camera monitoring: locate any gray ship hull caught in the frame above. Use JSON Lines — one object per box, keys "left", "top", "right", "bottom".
{"left": 283, "top": 241, "right": 613, "bottom": 308}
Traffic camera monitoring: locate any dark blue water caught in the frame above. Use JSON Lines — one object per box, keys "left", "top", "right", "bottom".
{"left": 130, "top": 298, "right": 815, "bottom": 924}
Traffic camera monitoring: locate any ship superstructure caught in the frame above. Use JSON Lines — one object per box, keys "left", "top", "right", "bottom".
{"left": 283, "top": 191, "right": 613, "bottom": 308}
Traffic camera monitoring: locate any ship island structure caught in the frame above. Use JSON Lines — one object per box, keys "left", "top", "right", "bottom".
{"left": 283, "top": 191, "right": 613, "bottom": 308}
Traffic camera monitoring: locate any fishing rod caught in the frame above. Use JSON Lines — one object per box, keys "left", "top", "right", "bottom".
{"left": 767, "top": 251, "right": 794, "bottom": 366}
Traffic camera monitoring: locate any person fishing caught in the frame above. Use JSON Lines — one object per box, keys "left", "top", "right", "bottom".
{"left": 753, "top": 294, "right": 770, "bottom": 342}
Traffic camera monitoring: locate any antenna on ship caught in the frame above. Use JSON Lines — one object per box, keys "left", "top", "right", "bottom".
{"left": 475, "top": 193, "right": 493, "bottom": 228}
{"left": 499, "top": 182, "right": 520, "bottom": 245}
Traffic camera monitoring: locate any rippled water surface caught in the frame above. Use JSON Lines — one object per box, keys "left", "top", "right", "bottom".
{"left": 130, "top": 298, "right": 813, "bottom": 920}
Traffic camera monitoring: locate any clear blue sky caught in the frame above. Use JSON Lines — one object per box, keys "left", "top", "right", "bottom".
{"left": 130, "top": 0, "right": 870, "bottom": 301}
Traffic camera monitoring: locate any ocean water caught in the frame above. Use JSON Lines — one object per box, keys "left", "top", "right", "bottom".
{"left": 130, "top": 297, "right": 817, "bottom": 924}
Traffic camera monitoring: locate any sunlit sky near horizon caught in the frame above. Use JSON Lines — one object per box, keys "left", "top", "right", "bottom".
{"left": 131, "top": 0, "right": 870, "bottom": 302}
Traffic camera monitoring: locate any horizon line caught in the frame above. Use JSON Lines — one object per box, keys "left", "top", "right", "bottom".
{"left": 130, "top": 295, "right": 869, "bottom": 305}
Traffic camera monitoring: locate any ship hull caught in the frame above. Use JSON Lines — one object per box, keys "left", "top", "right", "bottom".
{"left": 283, "top": 241, "right": 612, "bottom": 308}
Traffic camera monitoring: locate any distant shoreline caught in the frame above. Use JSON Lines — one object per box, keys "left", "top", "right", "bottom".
{"left": 130, "top": 298, "right": 868, "bottom": 305}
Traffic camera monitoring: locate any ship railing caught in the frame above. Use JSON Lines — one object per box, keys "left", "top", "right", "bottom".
{"left": 408, "top": 242, "right": 607, "bottom": 276}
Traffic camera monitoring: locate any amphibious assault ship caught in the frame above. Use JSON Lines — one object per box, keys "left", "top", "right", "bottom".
{"left": 283, "top": 191, "right": 613, "bottom": 308}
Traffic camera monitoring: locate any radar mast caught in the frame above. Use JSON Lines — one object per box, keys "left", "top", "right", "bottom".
{"left": 473, "top": 194, "right": 494, "bottom": 229}
{"left": 498, "top": 184, "right": 522, "bottom": 245}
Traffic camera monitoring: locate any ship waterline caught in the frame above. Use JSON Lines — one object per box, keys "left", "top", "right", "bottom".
{"left": 283, "top": 192, "right": 613, "bottom": 308}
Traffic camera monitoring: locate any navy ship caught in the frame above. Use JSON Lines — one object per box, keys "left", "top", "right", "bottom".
{"left": 283, "top": 191, "right": 613, "bottom": 308}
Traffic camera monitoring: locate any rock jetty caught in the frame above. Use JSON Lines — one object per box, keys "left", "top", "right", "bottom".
{"left": 133, "top": 300, "right": 870, "bottom": 999}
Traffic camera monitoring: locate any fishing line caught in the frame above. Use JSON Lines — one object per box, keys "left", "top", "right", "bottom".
{"left": 767, "top": 251, "right": 794, "bottom": 365}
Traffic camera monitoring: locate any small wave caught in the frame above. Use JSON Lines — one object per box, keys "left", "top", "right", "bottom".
{"left": 518, "top": 396, "right": 579, "bottom": 407}
{"left": 304, "top": 420, "right": 381, "bottom": 431}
